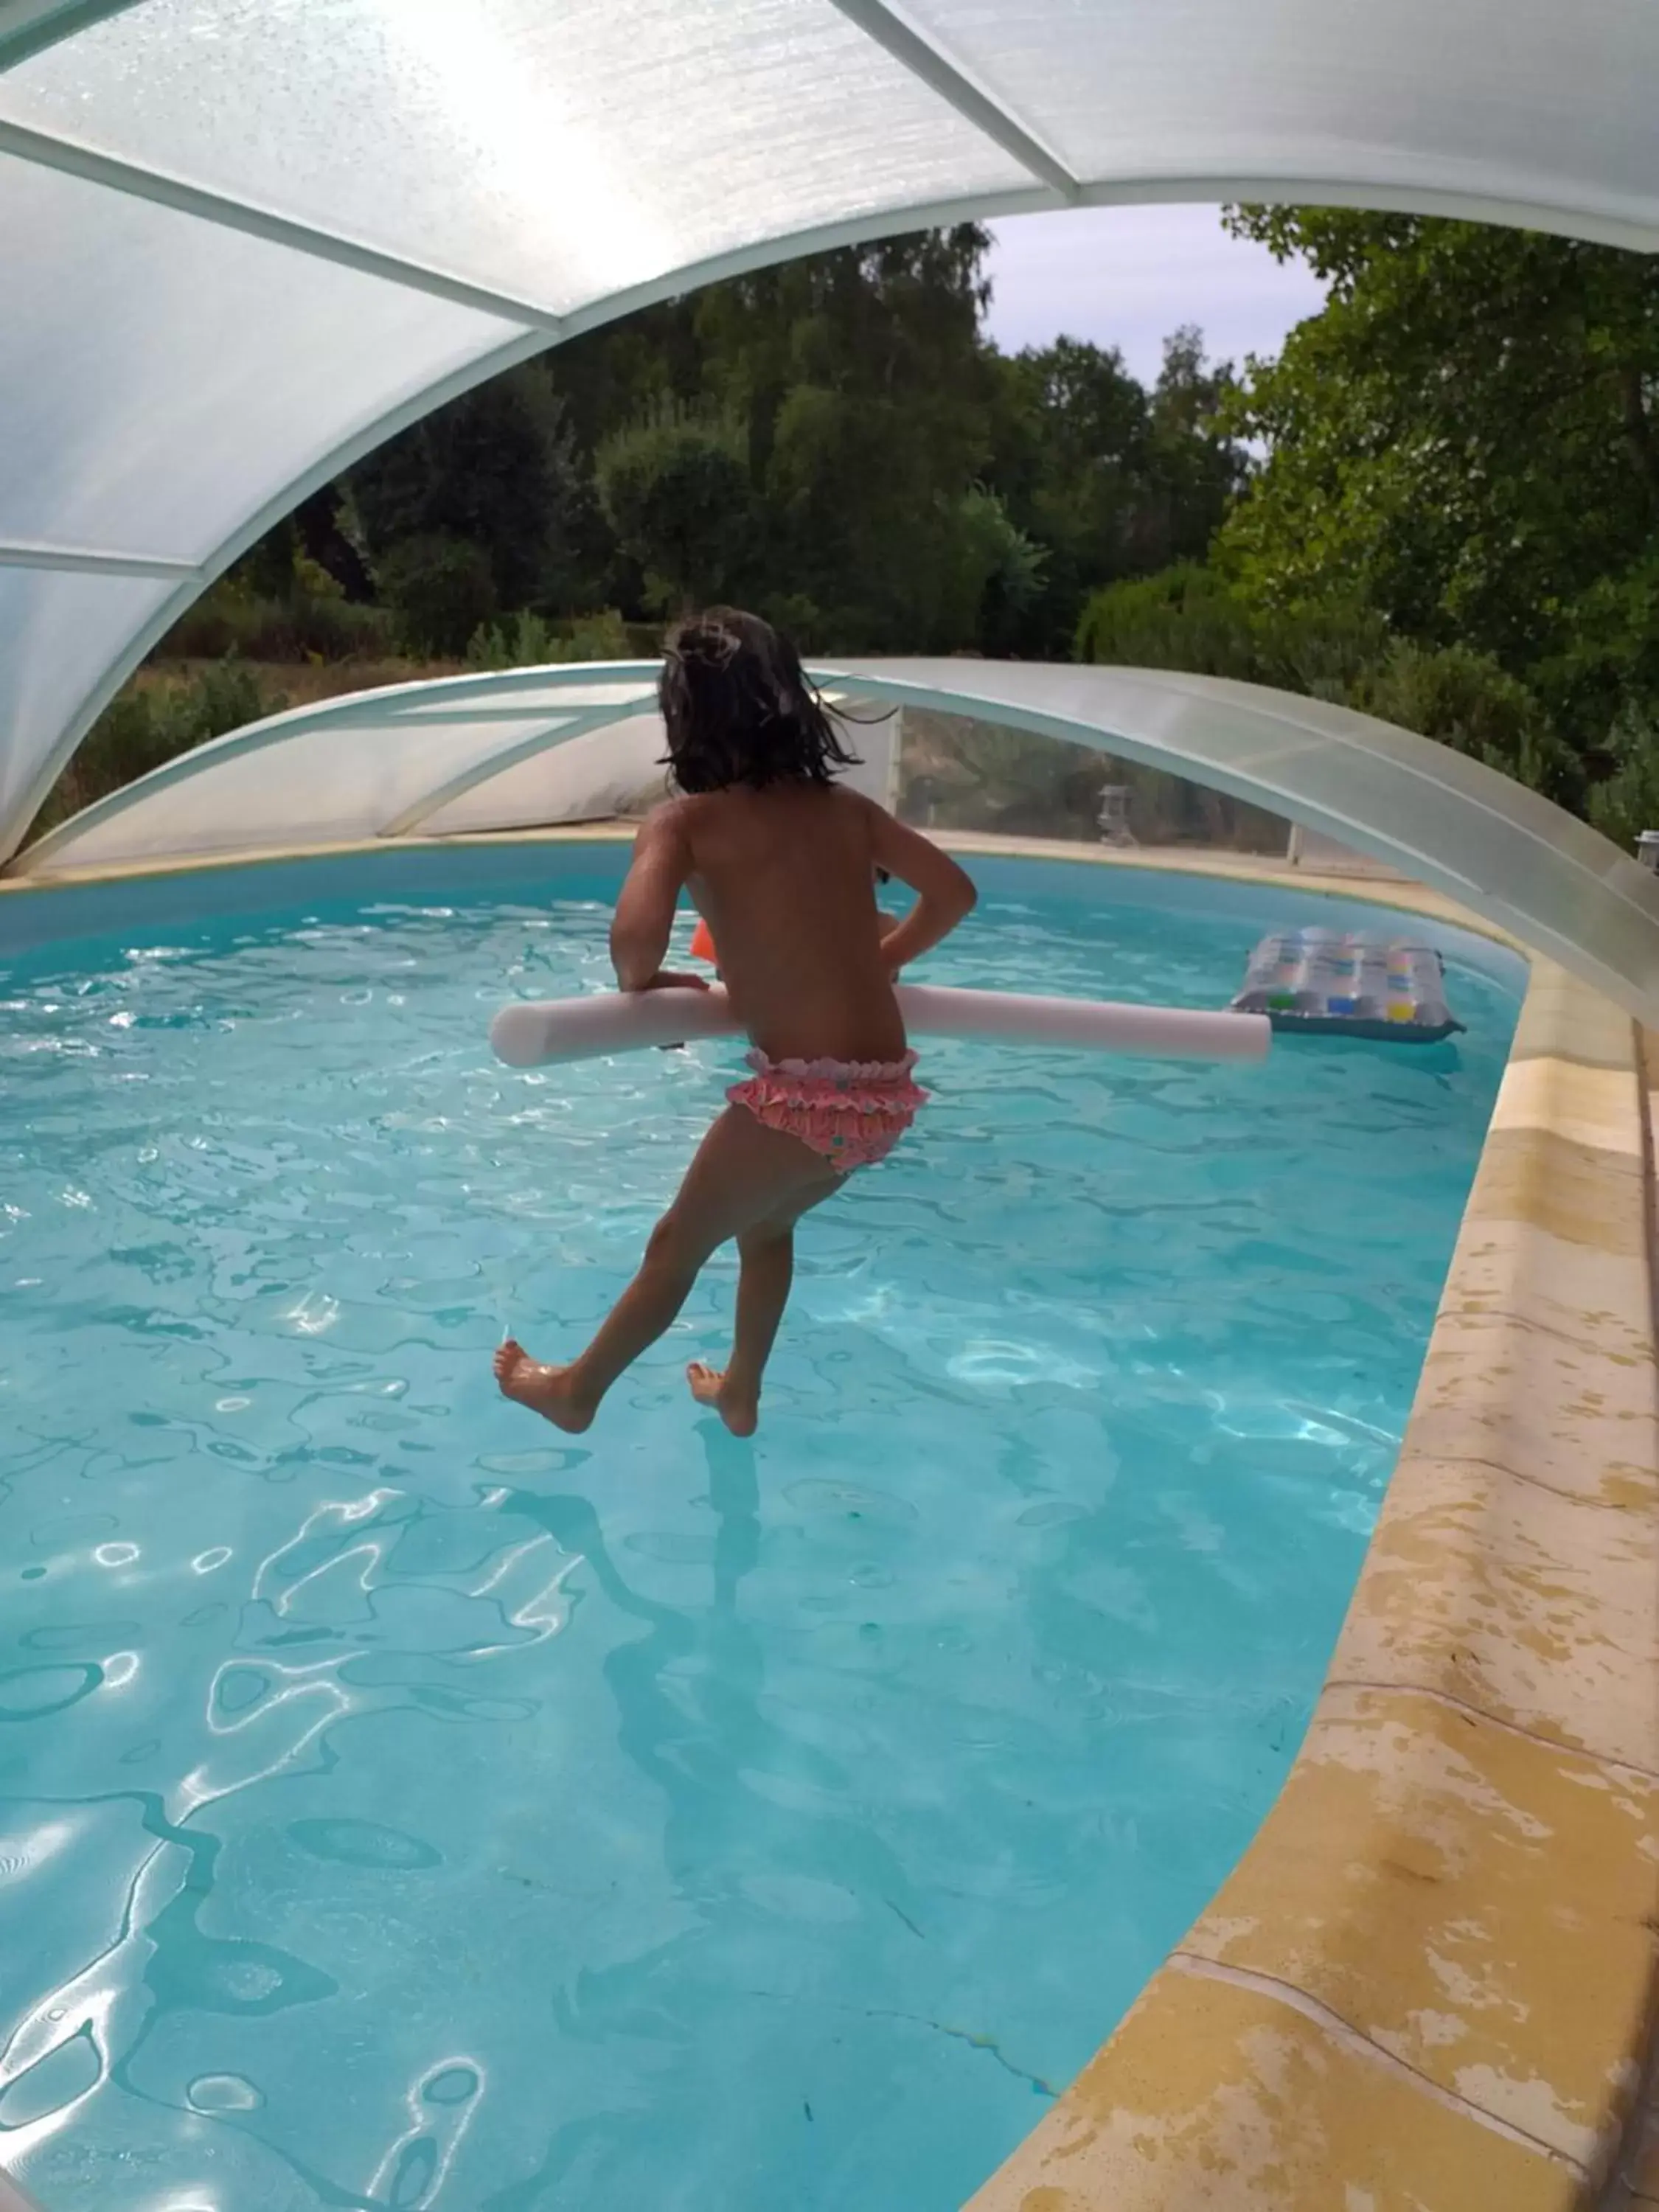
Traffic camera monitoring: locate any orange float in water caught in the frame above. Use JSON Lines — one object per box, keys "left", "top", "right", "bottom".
{"left": 689, "top": 916, "right": 717, "bottom": 965}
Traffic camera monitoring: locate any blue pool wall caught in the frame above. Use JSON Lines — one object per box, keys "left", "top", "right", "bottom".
{"left": 0, "top": 841, "right": 1532, "bottom": 1009}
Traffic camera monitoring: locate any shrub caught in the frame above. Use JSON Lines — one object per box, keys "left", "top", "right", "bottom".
{"left": 1587, "top": 708, "right": 1659, "bottom": 855}
{"left": 563, "top": 607, "right": 632, "bottom": 662}
{"left": 1345, "top": 641, "right": 1582, "bottom": 812}
{"left": 594, "top": 399, "right": 756, "bottom": 613}
{"left": 1075, "top": 563, "right": 1264, "bottom": 678}
{"left": 465, "top": 607, "right": 633, "bottom": 670}
{"left": 466, "top": 610, "right": 566, "bottom": 669}
{"left": 31, "top": 660, "right": 285, "bottom": 838}
{"left": 156, "top": 577, "right": 394, "bottom": 663}
{"left": 1076, "top": 566, "right": 1590, "bottom": 811}
{"left": 1078, "top": 564, "right": 1392, "bottom": 698}
{"left": 378, "top": 533, "right": 498, "bottom": 658}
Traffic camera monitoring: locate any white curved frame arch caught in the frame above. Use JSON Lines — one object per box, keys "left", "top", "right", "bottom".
{"left": 23, "top": 657, "right": 1659, "bottom": 1028}
{"left": 0, "top": 0, "right": 140, "bottom": 74}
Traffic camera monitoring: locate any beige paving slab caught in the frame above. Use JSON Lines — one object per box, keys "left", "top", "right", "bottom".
{"left": 1508, "top": 967, "right": 1641, "bottom": 1071}
{"left": 1329, "top": 1451, "right": 1659, "bottom": 1772}
{"left": 1403, "top": 1307, "right": 1659, "bottom": 1512}
{"left": 964, "top": 1959, "right": 1577, "bottom": 2212}
{"left": 1435, "top": 1214, "right": 1656, "bottom": 1377}
{"left": 1490, "top": 1055, "right": 1646, "bottom": 1160}
{"left": 1464, "top": 1123, "right": 1646, "bottom": 1251}
{"left": 1178, "top": 1686, "right": 1659, "bottom": 2172}
{"left": 1624, "top": 2098, "right": 1659, "bottom": 2202}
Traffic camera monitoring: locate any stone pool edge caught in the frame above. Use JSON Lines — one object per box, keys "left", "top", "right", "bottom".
{"left": 4, "top": 832, "right": 1655, "bottom": 2211}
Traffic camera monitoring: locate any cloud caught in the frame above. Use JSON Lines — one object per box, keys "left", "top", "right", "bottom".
{"left": 983, "top": 204, "right": 1327, "bottom": 385}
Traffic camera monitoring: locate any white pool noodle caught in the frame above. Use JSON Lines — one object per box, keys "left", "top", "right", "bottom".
{"left": 490, "top": 984, "right": 1268, "bottom": 1068}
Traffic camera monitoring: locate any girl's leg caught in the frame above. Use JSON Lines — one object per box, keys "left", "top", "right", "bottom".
{"left": 495, "top": 1106, "right": 838, "bottom": 1432}
{"left": 687, "top": 1185, "right": 832, "bottom": 1436}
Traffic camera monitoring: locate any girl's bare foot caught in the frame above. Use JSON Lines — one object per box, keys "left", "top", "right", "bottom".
{"left": 686, "top": 1360, "right": 759, "bottom": 1438}
{"left": 494, "top": 1338, "right": 597, "bottom": 1433}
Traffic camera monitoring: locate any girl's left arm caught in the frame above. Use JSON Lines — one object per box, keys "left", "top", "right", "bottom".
{"left": 610, "top": 807, "right": 704, "bottom": 992}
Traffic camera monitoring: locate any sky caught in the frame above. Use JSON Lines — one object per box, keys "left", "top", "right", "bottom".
{"left": 982, "top": 204, "right": 1327, "bottom": 385}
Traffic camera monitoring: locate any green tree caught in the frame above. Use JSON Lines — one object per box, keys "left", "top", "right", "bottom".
{"left": 1218, "top": 209, "right": 1659, "bottom": 745}
{"left": 986, "top": 337, "right": 1152, "bottom": 653}
{"left": 1586, "top": 707, "right": 1659, "bottom": 852}
{"left": 350, "top": 363, "right": 584, "bottom": 611}
{"left": 1144, "top": 325, "right": 1250, "bottom": 568}
{"left": 933, "top": 484, "right": 1048, "bottom": 654}
{"left": 692, "top": 227, "right": 998, "bottom": 647}
{"left": 378, "top": 534, "right": 498, "bottom": 657}
{"left": 594, "top": 398, "right": 757, "bottom": 613}
{"left": 984, "top": 330, "right": 1248, "bottom": 655}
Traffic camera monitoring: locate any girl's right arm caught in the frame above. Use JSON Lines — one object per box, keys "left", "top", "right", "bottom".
{"left": 610, "top": 804, "right": 705, "bottom": 992}
{"left": 862, "top": 801, "right": 977, "bottom": 972}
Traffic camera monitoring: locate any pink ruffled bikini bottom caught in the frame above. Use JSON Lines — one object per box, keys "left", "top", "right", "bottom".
{"left": 728, "top": 1049, "right": 927, "bottom": 1173}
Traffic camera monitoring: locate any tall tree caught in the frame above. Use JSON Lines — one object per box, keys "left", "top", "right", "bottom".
{"left": 690, "top": 226, "right": 999, "bottom": 647}
{"left": 985, "top": 336, "right": 1151, "bottom": 654}
{"left": 594, "top": 399, "right": 758, "bottom": 613}
{"left": 1219, "top": 209, "right": 1659, "bottom": 736}
{"left": 1144, "top": 325, "right": 1250, "bottom": 568}
{"left": 349, "top": 363, "right": 585, "bottom": 612}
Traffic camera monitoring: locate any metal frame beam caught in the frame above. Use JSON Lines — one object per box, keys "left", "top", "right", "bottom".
{"left": 824, "top": 0, "right": 1079, "bottom": 199}
{"left": 0, "top": 0, "right": 142, "bottom": 74}
{"left": 0, "top": 538, "right": 198, "bottom": 581}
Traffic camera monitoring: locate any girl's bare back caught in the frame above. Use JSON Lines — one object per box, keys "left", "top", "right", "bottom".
{"left": 615, "top": 782, "right": 977, "bottom": 1064}
{"left": 681, "top": 785, "right": 902, "bottom": 1062}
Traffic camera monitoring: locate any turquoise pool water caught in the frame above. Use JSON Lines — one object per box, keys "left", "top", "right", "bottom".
{"left": 0, "top": 853, "right": 1522, "bottom": 2212}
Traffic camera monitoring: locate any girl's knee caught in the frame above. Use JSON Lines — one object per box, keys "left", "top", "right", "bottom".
{"left": 644, "top": 1211, "right": 706, "bottom": 1278}
{"left": 738, "top": 1220, "right": 793, "bottom": 1256}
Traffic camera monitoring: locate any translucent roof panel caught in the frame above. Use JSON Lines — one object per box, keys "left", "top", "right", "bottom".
{"left": 418, "top": 691, "right": 900, "bottom": 835}
{"left": 0, "top": 0, "right": 1037, "bottom": 320}
{"left": 897, "top": 0, "right": 1659, "bottom": 234}
{"left": 825, "top": 658, "right": 1659, "bottom": 1026}
{"left": 0, "top": 563, "right": 177, "bottom": 842}
{"left": 420, "top": 714, "right": 673, "bottom": 838}
{"left": 19, "top": 671, "right": 665, "bottom": 872}
{"left": 0, "top": 148, "right": 523, "bottom": 562}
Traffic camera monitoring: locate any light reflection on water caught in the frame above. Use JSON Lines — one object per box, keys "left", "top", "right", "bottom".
{"left": 0, "top": 877, "right": 1517, "bottom": 2210}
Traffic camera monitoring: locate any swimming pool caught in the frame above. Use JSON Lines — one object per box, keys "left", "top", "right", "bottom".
{"left": 0, "top": 848, "right": 1523, "bottom": 2212}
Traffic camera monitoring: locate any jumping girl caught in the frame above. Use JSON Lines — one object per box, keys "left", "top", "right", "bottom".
{"left": 493, "top": 607, "right": 976, "bottom": 1437}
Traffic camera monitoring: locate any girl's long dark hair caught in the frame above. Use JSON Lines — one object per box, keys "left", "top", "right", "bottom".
{"left": 658, "top": 607, "right": 862, "bottom": 793}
